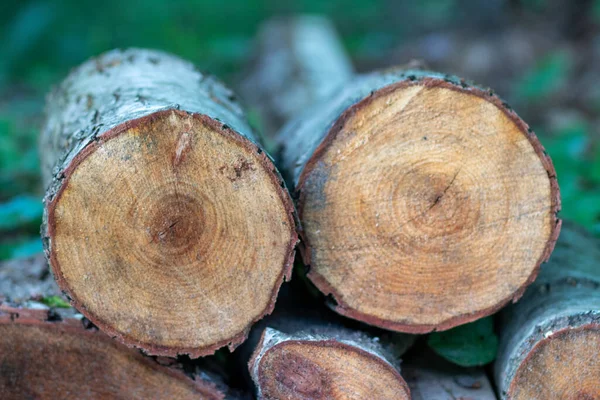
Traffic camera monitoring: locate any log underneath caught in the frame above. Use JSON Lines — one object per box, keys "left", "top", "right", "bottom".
{"left": 240, "top": 15, "right": 353, "bottom": 138}
{"left": 40, "top": 49, "right": 297, "bottom": 357}
{"left": 247, "top": 17, "right": 560, "bottom": 333}
{"left": 495, "top": 222, "right": 600, "bottom": 399}
{"left": 0, "top": 315, "right": 224, "bottom": 399}
{"left": 0, "top": 257, "right": 226, "bottom": 400}
{"left": 282, "top": 69, "right": 560, "bottom": 333}
{"left": 249, "top": 327, "right": 410, "bottom": 399}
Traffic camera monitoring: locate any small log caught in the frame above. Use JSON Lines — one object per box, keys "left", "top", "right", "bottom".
{"left": 240, "top": 16, "right": 353, "bottom": 138}
{"left": 245, "top": 17, "right": 561, "bottom": 333}
{"left": 402, "top": 349, "right": 496, "bottom": 400}
{"left": 39, "top": 48, "right": 297, "bottom": 357}
{"left": 247, "top": 304, "right": 413, "bottom": 400}
{"left": 495, "top": 222, "right": 600, "bottom": 399}
{"left": 0, "top": 256, "right": 229, "bottom": 400}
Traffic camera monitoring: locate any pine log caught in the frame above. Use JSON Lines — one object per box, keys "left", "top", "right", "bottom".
{"left": 0, "top": 255, "right": 228, "bottom": 400}
{"left": 244, "top": 17, "right": 561, "bottom": 333}
{"left": 403, "top": 350, "right": 496, "bottom": 400}
{"left": 39, "top": 48, "right": 297, "bottom": 357}
{"left": 494, "top": 222, "right": 600, "bottom": 400}
{"left": 240, "top": 16, "right": 353, "bottom": 139}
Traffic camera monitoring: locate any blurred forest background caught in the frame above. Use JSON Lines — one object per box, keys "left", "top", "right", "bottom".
{"left": 1, "top": 0, "right": 599, "bottom": 261}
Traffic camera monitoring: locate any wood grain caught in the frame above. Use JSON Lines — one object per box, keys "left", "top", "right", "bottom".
{"left": 495, "top": 222, "right": 600, "bottom": 399}
{"left": 40, "top": 49, "right": 297, "bottom": 357}
{"left": 249, "top": 328, "right": 410, "bottom": 400}
{"left": 245, "top": 18, "right": 560, "bottom": 333}
{"left": 0, "top": 320, "right": 224, "bottom": 400}
{"left": 0, "top": 256, "right": 228, "bottom": 400}
{"left": 295, "top": 74, "right": 560, "bottom": 333}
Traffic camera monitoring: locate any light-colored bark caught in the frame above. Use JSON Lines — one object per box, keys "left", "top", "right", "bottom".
{"left": 245, "top": 18, "right": 560, "bottom": 334}
{"left": 41, "top": 48, "right": 252, "bottom": 192}
{"left": 495, "top": 222, "right": 600, "bottom": 399}
{"left": 249, "top": 326, "right": 411, "bottom": 399}
{"left": 240, "top": 15, "right": 353, "bottom": 139}
{"left": 39, "top": 48, "right": 297, "bottom": 357}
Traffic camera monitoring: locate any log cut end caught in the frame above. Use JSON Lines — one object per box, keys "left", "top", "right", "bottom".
{"left": 250, "top": 329, "right": 410, "bottom": 400}
{"left": 508, "top": 325, "right": 600, "bottom": 400}
{"left": 300, "top": 77, "right": 560, "bottom": 333}
{"left": 45, "top": 109, "right": 296, "bottom": 357}
{"left": 0, "top": 319, "right": 224, "bottom": 399}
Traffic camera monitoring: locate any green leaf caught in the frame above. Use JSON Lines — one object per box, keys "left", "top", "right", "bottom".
{"left": 427, "top": 317, "right": 498, "bottom": 367}
{"left": 40, "top": 295, "right": 70, "bottom": 309}
{"left": 593, "top": 0, "right": 600, "bottom": 24}
{"left": 0, "top": 195, "right": 43, "bottom": 232}
{"left": 514, "top": 51, "right": 570, "bottom": 102}
{"left": 586, "top": 147, "right": 600, "bottom": 184}
{"left": 2, "top": 237, "right": 44, "bottom": 260}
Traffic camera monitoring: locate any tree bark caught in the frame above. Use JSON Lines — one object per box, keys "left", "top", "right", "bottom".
{"left": 244, "top": 17, "right": 560, "bottom": 334}
{"left": 0, "top": 255, "right": 231, "bottom": 400}
{"left": 494, "top": 222, "right": 600, "bottom": 400}
{"left": 240, "top": 15, "right": 353, "bottom": 140}
{"left": 403, "top": 349, "right": 497, "bottom": 400}
{"left": 39, "top": 48, "right": 297, "bottom": 357}
{"left": 248, "top": 325, "right": 412, "bottom": 399}
{"left": 243, "top": 281, "right": 414, "bottom": 399}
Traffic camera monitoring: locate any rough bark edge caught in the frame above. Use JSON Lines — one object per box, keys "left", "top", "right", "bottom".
{"left": 39, "top": 48, "right": 253, "bottom": 189}
{"left": 506, "top": 323, "right": 600, "bottom": 399}
{"left": 0, "top": 307, "right": 225, "bottom": 399}
{"left": 297, "top": 76, "right": 561, "bottom": 333}
{"left": 248, "top": 328, "right": 411, "bottom": 399}
{"left": 495, "top": 281, "right": 600, "bottom": 398}
{"left": 43, "top": 109, "right": 298, "bottom": 358}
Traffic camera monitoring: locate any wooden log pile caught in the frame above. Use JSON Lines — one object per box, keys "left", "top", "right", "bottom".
{"left": 3, "top": 15, "right": 599, "bottom": 400}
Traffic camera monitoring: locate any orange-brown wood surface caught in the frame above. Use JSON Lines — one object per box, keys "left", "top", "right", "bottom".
{"left": 48, "top": 110, "right": 295, "bottom": 357}
{"left": 250, "top": 328, "right": 410, "bottom": 400}
{"left": 509, "top": 325, "right": 600, "bottom": 400}
{"left": 0, "top": 319, "right": 224, "bottom": 400}
{"left": 244, "top": 18, "right": 560, "bottom": 333}
{"left": 40, "top": 49, "right": 297, "bottom": 357}
{"left": 297, "top": 78, "right": 559, "bottom": 333}
{"left": 495, "top": 223, "right": 600, "bottom": 400}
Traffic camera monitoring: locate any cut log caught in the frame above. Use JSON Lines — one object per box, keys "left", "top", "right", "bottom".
{"left": 249, "top": 326, "right": 411, "bottom": 399}
{"left": 244, "top": 287, "right": 414, "bottom": 400}
{"left": 244, "top": 17, "right": 561, "bottom": 333}
{"left": 0, "top": 256, "right": 229, "bottom": 400}
{"left": 403, "top": 350, "right": 496, "bottom": 400}
{"left": 494, "top": 222, "right": 600, "bottom": 400}
{"left": 39, "top": 48, "right": 297, "bottom": 357}
{"left": 240, "top": 16, "right": 353, "bottom": 139}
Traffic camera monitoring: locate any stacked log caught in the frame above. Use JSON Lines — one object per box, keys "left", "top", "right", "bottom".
{"left": 0, "top": 255, "right": 229, "bottom": 399}
{"left": 39, "top": 48, "right": 297, "bottom": 357}
{"left": 236, "top": 280, "right": 414, "bottom": 399}
{"left": 243, "top": 16, "right": 560, "bottom": 334}
{"left": 495, "top": 222, "right": 599, "bottom": 399}
{"left": 249, "top": 327, "right": 411, "bottom": 399}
